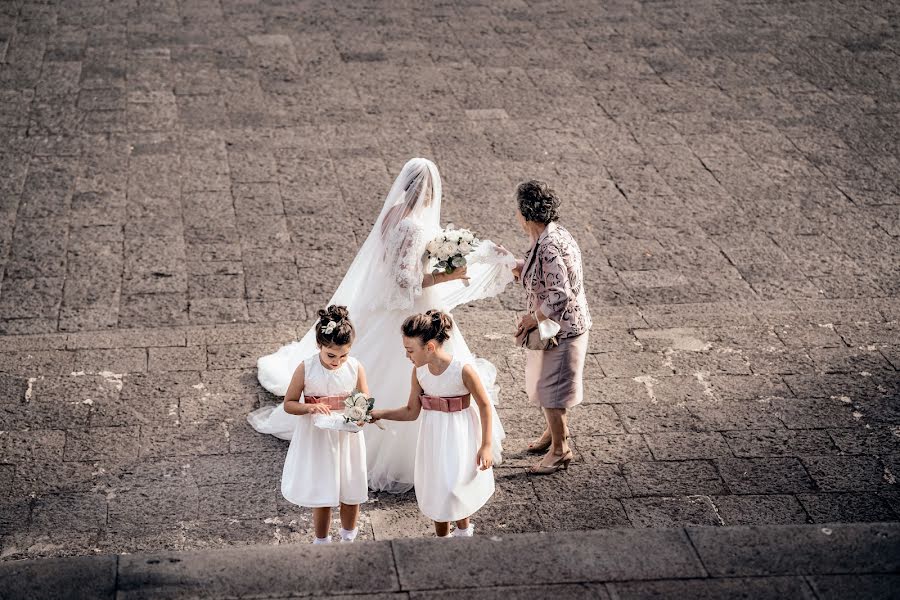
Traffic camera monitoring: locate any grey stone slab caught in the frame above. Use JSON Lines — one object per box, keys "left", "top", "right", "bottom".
{"left": 65, "top": 329, "right": 187, "bottom": 350}
{"left": 687, "top": 522, "right": 900, "bottom": 576}
{"left": 802, "top": 455, "right": 892, "bottom": 492}
{"left": 686, "top": 399, "right": 784, "bottom": 431}
{"left": 31, "top": 493, "right": 108, "bottom": 533}
{"left": 535, "top": 499, "right": 631, "bottom": 531}
{"left": 644, "top": 432, "right": 732, "bottom": 460}
{"left": 798, "top": 492, "right": 897, "bottom": 523}
{"left": 596, "top": 352, "right": 674, "bottom": 378}
{"left": 410, "top": 584, "right": 602, "bottom": 600}
{"left": 72, "top": 347, "right": 147, "bottom": 373}
{"left": 0, "top": 429, "right": 66, "bottom": 461}
{"left": 723, "top": 429, "right": 839, "bottom": 458}
{"left": 712, "top": 495, "right": 810, "bottom": 526}
{"left": 139, "top": 423, "right": 229, "bottom": 458}
{"left": 622, "top": 461, "right": 726, "bottom": 497}
{"left": 531, "top": 464, "right": 631, "bottom": 501}
{"left": 809, "top": 346, "right": 894, "bottom": 374}
{"left": 117, "top": 542, "right": 398, "bottom": 599}
{"left": 622, "top": 496, "right": 721, "bottom": 528}
{"left": 717, "top": 457, "right": 816, "bottom": 494}
{"left": 808, "top": 574, "right": 900, "bottom": 600}
{"left": 393, "top": 529, "right": 705, "bottom": 589}
{"left": 206, "top": 343, "right": 279, "bottom": 370}
{"left": 772, "top": 397, "right": 862, "bottom": 430}
{"left": 197, "top": 482, "right": 278, "bottom": 520}
{"left": 64, "top": 426, "right": 140, "bottom": 461}
{"left": 108, "top": 482, "right": 200, "bottom": 528}
{"left": 615, "top": 402, "right": 702, "bottom": 434}
{"left": 828, "top": 428, "right": 900, "bottom": 455}
{"left": 609, "top": 577, "right": 815, "bottom": 600}
{"left": 573, "top": 434, "right": 652, "bottom": 464}
{"left": 0, "top": 555, "right": 116, "bottom": 600}
{"left": 148, "top": 345, "right": 206, "bottom": 372}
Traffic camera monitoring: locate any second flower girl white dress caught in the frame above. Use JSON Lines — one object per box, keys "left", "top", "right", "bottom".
{"left": 414, "top": 357, "right": 495, "bottom": 523}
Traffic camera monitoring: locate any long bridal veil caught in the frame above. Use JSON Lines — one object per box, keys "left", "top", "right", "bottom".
{"left": 249, "top": 157, "right": 515, "bottom": 492}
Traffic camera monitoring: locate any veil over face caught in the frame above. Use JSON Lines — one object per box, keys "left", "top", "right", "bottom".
{"left": 330, "top": 157, "right": 443, "bottom": 315}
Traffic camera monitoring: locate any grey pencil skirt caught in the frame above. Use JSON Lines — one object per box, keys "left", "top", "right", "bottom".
{"left": 525, "top": 331, "right": 589, "bottom": 409}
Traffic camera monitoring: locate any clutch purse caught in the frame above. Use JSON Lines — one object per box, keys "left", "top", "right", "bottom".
{"left": 516, "top": 318, "right": 561, "bottom": 351}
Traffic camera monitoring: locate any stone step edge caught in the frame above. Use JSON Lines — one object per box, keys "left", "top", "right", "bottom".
{"left": 1, "top": 522, "right": 898, "bottom": 599}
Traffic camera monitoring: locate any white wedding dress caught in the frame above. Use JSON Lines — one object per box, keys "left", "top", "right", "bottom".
{"left": 248, "top": 158, "right": 516, "bottom": 493}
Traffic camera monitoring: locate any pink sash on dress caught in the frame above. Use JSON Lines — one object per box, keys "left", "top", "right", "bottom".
{"left": 304, "top": 394, "right": 349, "bottom": 410}
{"left": 420, "top": 394, "right": 471, "bottom": 413}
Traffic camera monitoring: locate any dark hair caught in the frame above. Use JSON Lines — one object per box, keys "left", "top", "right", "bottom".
{"left": 516, "top": 180, "right": 561, "bottom": 223}
{"left": 315, "top": 305, "right": 355, "bottom": 347}
{"left": 401, "top": 310, "right": 452, "bottom": 345}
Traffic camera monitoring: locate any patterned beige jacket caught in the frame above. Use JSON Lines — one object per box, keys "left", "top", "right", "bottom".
{"left": 522, "top": 222, "right": 592, "bottom": 339}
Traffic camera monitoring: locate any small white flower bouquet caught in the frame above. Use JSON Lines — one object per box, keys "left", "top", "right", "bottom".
{"left": 426, "top": 226, "right": 481, "bottom": 285}
{"left": 313, "top": 391, "right": 383, "bottom": 433}
{"left": 343, "top": 391, "right": 375, "bottom": 425}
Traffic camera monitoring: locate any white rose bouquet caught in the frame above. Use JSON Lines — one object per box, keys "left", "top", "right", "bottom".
{"left": 312, "top": 391, "right": 383, "bottom": 432}
{"left": 343, "top": 391, "right": 375, "bottom": 426}
{"left": 425, "top": 226, "right": 481, "bottom": 285}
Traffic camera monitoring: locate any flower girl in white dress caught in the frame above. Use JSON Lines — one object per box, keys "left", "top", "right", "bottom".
{"left": 372, "top": 310, "right": 496, "bottom": 538}
{"left": 282, "top": 305, "right": 370, "bottom": 544}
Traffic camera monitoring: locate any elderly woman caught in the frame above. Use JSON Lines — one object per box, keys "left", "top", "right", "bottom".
{"left": 513, "top": 180, "right": 591, "bottom": 475}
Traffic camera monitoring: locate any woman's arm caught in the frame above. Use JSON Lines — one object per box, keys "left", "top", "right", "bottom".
{"left": 422, "top": 266, "right": 469, "bottom": 288}
{"left": 283, "top": 363, "right": 330, "bottom": 416}
{"left": 462, "top": 364, "right": 493, "bottom": 470}
{"left": 371, "top": 368, "right": 423, "bottom": 422}
{"left": 536, "top": 242, "right": 573, "bottom": 323}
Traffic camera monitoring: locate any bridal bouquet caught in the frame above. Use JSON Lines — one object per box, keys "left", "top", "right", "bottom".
{"left": 426, "top": 227, "right": 481, "bottom": 276}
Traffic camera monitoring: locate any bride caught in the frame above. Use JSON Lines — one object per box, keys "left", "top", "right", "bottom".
{"left": 249, "top": 157, "right": 516, "bottom": 493}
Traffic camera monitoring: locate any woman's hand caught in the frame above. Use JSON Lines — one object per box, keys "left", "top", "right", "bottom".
{"left": 511, "top": 257, "right": 524, "bottom": 280}
{"left": 516, "top": 313, "right": 538, "bottom": 337}
{"left": 477, "top": 444, "right": 493, "bottom": 470}
{"left": 306, "top": 403, "right": 331, "bottom": 416}
{"left": 447, "top": 265, "right": 470, "bottom": 284}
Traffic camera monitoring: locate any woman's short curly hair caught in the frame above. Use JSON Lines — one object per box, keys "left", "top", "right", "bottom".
{"left": 516, "top": 180, "right": 561, "bottom": 223}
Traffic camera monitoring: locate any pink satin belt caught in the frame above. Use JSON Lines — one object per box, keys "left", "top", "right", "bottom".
{"left": 304, "top": 395, "right": 348, "bottom": 410}
{"left": 420, "top": 394, "right": 471, "bottom": 412}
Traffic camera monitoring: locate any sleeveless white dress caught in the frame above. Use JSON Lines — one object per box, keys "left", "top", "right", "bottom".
{"left": 414, "top": 358, "right": 495, "bottom": 522}
{"left": 281, "top": 355, "right": 368, "bottom": 508}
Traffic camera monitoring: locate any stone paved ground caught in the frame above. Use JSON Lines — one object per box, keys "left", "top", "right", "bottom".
{"left": 0, "top": 0, "right": 898, "bottom": 561}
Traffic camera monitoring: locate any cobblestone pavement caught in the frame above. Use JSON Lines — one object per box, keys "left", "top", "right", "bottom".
{"left": 0, "top": 0, "right": 898, "bottom": 560}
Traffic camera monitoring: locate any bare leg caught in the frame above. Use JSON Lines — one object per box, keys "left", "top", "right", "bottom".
{"left": 434, "top": 521, "right": 451, "bottom": 537}
{"left": 313, "top": 507, "right": 332, "bottom": 539}
{"left": 540, "top": 408, "right": 571, "bottom": 467}
{"left": 455, "top": 517, "right": 470, "bottom": 530}
{"left": 339, "top": 503, "right": 359, "bottom": 531}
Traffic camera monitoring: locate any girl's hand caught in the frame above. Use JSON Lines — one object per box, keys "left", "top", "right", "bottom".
{"left": 476, "top": 445, "right": 493, "bottom": 470}
{"left": 369, "top": 409, "right": 383, "bottom": 422}
{"left": 306, "top": 403, "right": 331, "bottom": 416}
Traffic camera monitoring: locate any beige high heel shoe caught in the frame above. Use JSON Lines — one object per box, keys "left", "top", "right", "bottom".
{"left": 527, "top": 450, "right": 573, "bottom": 475}
{"left": 526, "top": 429, "right": 571, "bottom": 454}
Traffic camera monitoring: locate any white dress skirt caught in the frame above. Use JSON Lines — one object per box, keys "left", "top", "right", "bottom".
{"left": 414, "top": 358, "right": 495, "bottom": 522}
{"left": 281, "top": 355, "right": 368, "bottom": 508}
